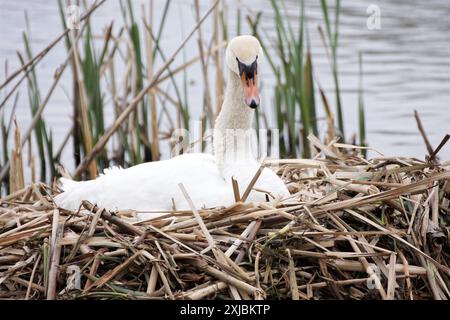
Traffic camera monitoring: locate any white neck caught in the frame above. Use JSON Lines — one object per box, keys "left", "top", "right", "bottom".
{"left": 213, "top": 69, "right": 257, "bottom": 175}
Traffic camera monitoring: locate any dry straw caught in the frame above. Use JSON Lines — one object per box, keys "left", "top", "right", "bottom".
{"left": 1, "top": 141, "right": 449, "bottom": 300}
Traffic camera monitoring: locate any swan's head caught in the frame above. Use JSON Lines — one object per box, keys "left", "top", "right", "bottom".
{"left": 226, "top": 35, "right": 263, "bottom": 109}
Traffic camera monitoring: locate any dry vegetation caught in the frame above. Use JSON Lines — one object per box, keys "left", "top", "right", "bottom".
{"left": 1, "top": 140, "right": 449, "bottom": 300}
{"left": 1, "top": 0, "right": 449, "bottom": 300}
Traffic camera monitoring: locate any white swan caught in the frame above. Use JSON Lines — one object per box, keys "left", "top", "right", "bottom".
{"left": 54, "top": 35, "right": 290, "bottom": 218}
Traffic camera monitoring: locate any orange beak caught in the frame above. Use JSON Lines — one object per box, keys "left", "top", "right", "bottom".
{"left": 241, "top": 72, "right": 260, "bottom": 109}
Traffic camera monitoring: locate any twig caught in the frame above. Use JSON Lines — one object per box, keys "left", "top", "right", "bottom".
{"left": 414, "top": 110, "right": 434, "bottom": 157}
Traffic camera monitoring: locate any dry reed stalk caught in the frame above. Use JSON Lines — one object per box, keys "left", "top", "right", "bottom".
{"left": 231, "top": 177, "right": 241, "bottom": 202}
{"left": 235, "top": 220, "right": 261, "bottom": 264}
{"left": 241, "top": 165, "right": 265, "bottom": 202}
{"left": 213, "top": 1, "right": 224, "bottom": 116}
{"left": 146, "top": 265, "right": 158, "bottom": 295}
{"left": 287, "top": 249, "right": 300, "bottom": 300}
{"left": 414, "top": 110, "right": 434, "bottom": 157}
{"left": 194, "top": 260, "right": 262, "bottom": 297}
{"left": 179, "top": 183, "right": 215, "bottom": 251}
{"left": 87, "top": 250, "right": 141, "bottom": 290}
{"left": 9, "top": 121, "right": 25, "bottom": 193}
{"left": 46, "top": 209, "right": 62, "bottom": 300}
{"left": 1, "top": 146, "right": 449, "bottom": 300}
{"left": 83, "top": 248, "right": 107, "bottom": 292}
{"left": 156, "top": 40, "right": 227, "bottom": 85}
{"left": 194, "top": 0, "right": 214, "bottom": 126}
{"left": 326, "top": 212, "right": 388, "bottom": 299}
{"left": 225, "top": 221, "right": 255, "bottom": 257}
{"left": 398, "top": 251, "right": 413, "bottom": 300}
{"left": 154, "top": 260, "right": 175, "bottom": 300}
{"left": 184, "top": 281, "right": 227, "bottom": 300}
{"left": 25, "top": 253, "right": 41, "bottom": 299}
{"left": 143, "top": 1, "right": 160, "bottom": 161}
{"left": 0, "top": 186, "right": 29, "bottom": 203}
{"left": 386, "top": 253, "right": 398, "bottom": 300}
{"left": 178, "top": 183, "right": 250, "bottom": 300}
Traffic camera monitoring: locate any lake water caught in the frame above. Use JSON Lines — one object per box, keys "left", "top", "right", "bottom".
{"left": 1, "top": 0, "right": 449, "bottom": 181}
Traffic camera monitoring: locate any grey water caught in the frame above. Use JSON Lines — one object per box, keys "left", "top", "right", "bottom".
{"left": 0, "top": 0, "right": 449, "bottom": 183}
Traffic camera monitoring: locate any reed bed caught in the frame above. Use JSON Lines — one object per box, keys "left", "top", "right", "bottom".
{"left": 1, "top": 142, "right": 449, "bottom": 300}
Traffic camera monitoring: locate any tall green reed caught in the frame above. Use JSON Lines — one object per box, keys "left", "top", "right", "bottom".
{"left": 320, "top": 0, "right": 344, "bottom": 140}
{"left": 21, "top": 13, "right": 55, "bottom": 182}
{"left": 249, "top": 0, "right": 318, "bottom": 158}
{"left": 358, "top": 52, "right": 367, "bottom": 157}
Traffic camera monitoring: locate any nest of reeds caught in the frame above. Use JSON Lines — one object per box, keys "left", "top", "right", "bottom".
{"left": 1, "top": 148, "right": 450, "bottom": 300}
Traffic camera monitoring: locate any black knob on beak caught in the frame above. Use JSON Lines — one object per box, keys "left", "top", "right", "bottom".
{"left": 249, "top": 100, "right": 258, "bottom": 109}
{"left": 237, "top": 57, "right": 260, "bottom": 109}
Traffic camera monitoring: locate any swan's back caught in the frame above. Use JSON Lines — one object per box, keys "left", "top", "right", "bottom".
{"left": 54, "top": 155, "right": 290, "bottom": 218}
{"left": 54, "top": 153, "right": 234, "bottom": 216}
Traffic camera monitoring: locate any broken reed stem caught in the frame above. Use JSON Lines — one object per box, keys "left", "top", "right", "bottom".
{"left": 46, "top": 209, "right": 62, "bottom": 300}
{"left": 9, "top": 120, "right": 25, "bottom": 193}
{"left": 25, "top": 253, "right": 41, "bottom": 300}
{"left": 178, "top": 183, "right": 215, "bottom": 250}
{"left": 414, "top": 110, "right": 434, "bottom": 157}
{"left": 144, "top": 1, "right": 160, "bottom": 161}
{"left": 154, "top": 260, "right": 175, "bottom": 300}
{"left": 330, "top": 260, "right": 427, "bottom": 275}
{"left": 287, "top": 249, "right": 300, "bottom": 300}
{"left": 146, "top": 265, "right": 158, "bottom": 295}
{"left": 213, "top": 2, "right": 224, "bottom": 116}
{"left": 225, "top": 221, "right": 255, "bottom": 257}
{"left": 386, "top": 253, "right": 397, "bottom": 300}
{"left": 83, "top": 248, "right": 107, "bottom": 292}
{"left": 184, "top": 281, "right": 227, "bottom": 300}
{"left": 428, "top": 134, "right": 450, "bottom": 162}
{"left": 194, "top": 260, "right": 262, "bottom": 298}
{"left": 241, "top": 165, "right": 265, "bottom": 202}
{"left": 82, "top": 201, "right": 144, "bottom": 236}
{"left": 232, "top": 176, "right": 241, "bottom": 202}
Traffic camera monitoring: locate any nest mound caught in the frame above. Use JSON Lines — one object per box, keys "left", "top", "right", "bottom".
{"left": 1, "top": 152, "right": 449, "bottom": 300}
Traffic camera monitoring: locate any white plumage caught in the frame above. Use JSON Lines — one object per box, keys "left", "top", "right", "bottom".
{"left": 54, "top": 35, "right": 290, "bottom": 219}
